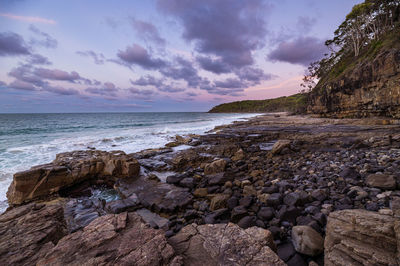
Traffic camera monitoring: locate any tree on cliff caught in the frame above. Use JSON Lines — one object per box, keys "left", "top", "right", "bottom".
{"left": 302, "top": 0, "right": 400, "bottom": 90}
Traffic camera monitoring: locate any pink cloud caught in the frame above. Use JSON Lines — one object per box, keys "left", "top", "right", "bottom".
{"left": 0, "top": 13, "right": 56, "bottom": 24}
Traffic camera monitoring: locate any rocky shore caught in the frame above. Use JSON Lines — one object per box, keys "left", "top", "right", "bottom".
{"left": 1, "top": 113, "right": 400, "bottom": 265}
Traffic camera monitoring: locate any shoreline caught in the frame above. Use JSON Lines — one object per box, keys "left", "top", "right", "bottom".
{"left": 1, "top": 112, "right": 400, "bottom": 265}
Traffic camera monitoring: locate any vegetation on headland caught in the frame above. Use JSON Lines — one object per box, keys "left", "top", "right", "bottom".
{"left": 210, "top": 1, "right": 400, "bottom": 115}
{"left": 208, "top": 93, "right": 308, "bottom": 113}
{"left": 303, "top": 0, "right": 400, "bottom": 92}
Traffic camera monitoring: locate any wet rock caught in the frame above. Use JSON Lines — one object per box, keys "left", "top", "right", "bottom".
{"left": 179, "top": 177, "right": 194, "bottom": 188}
{"left": 231, "top": 206, "right": 248, "bottom": 223}
{"left": 37, "top": 212, "right": 176, "bottom": 265}
{"left": 277, "top": 241, "right": 296, "bottom": 262}
{"left": 278, "top": 206, "right": 302, "bottom": 224}
{"left": 166, "top": 174, "right": 186, "bottom": 184}
{"left": 325, "top": 209, "right": 398, "bottom": 265}
{"left": 239, "top": 195, "right": 253, "bottom": 208}
{"left": 207, "top": 173, "right": 228, "bottom": 185}
{"left": 116, "top": 176, "right": 193, "bottom": 213}
{"left": 0, "top": 203, "right": 67, "bottom": 265}
{"left": 366, "top": 173, "right": 397, "bottom": 190}
{"left": 238, "top": 216, "right": 257, "bottom": 229}
{"left": 210, "top": 194, "right": 230, "bottom": 211}
{"left": 168, "top": 222, "right": 284, "bottom": 265}
{"left": 271, "top": 140, "right": 291, "bottom": 155}
{"left": 105, "top": 194, "right": 140, "bottom": 214}
{"left": 204, "top": 159, "right": 227, "bottom": 175}
{"left": 65, "top": 198, "right": 105, "bottom": 232}
{"left": 226, "top": 196, "right": 238, "bottom": 209}
{"left": 267, "top": 193, "right": 282, "bottom": 207}
{"left": 193, "top": 188, "right": 208, "bottom": 198}
{"left": 136, "top": 208, "right": 169, "bottom": 229}
{"left": 7, "top": 150, "right": 140, "bottom": 205}
{"left": 257, "top": 207, "right": 274, "bottom": 221}
{"left": 291, "top": 225, "right": 324, "bottom": 256}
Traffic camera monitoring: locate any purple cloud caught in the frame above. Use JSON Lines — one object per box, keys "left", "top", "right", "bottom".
{"left": 44, "top": 85, "right": 79, "bottom": 95}
{"left": 160, "top": 56, "right": 205, "bottom": 87}
{"left": 131, "top": 18, "right": 166, "bottom": 46}
{"left": 130, "top": 75, "right": 164, "bottom": 87}
{"left": 158, "top": 0, "right": 269, "bottom": 67}
{"left": 214, "top": 78, "right": 246, "bottom": 89}
{"left": 8, "top": 79, "right": 36, "bottom": 91}
{"left": 34, "top": 68, "right": 82, "bottom": 82}
{"left": 27, "top": 54, "right": 51, "bottom": 65}
{"left": 196, "top": 56, "right": 231, "bottom": 74}
{"left": 0, "top": 32, "right": 31, "bottom": 56}
{"left": 267, "top": 36, "right": 327, "bottom": 66}
{"left": 76, "top": 50, "right": 106, "bottom": 65}
{"left": 29, "top": 25, "right": 57, "bottom": 48}
{"left": 234, "top": 67, "right": 275, "bottom": 85}
{"left": 117, "top": 43, "right": 166, "bottom": 69}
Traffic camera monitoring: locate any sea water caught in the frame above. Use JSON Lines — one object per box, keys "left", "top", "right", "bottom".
{"left": 0, "top": 112, "right": 259, "bottom": 212}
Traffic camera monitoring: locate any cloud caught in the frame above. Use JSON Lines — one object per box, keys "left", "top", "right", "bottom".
{"left": 158, "top": 0, "right": 269, "bottom": 68}
{"left": 29, "top": 25, "right": 57, "bottom": 48}
{"left": 130, "top": 75, "right": 164, "bottom": 87}
{"left": 214, "top": 78, "right": 246, "bottom": 89}
{"left": 44, "top": 85, "right": 79, "bottom": 95}
{"left": 8, "top": 79, "right": 36, "bottom": 91}
{"left": 85, "top": 82, "right": 119, "bottom": 97}
{"left": 234, "top": 67, "right": 275, "bottom": 85}
{"left": 0, "top": 13, "right": 56, "bottom": 24}
{"left": 296, "top": 16, "right": 317, "bottom": 33}
{"left": 129, "top": 87, "right": 155, "bottom": 99}
{"left": 200, "top": 84, "right": 244, "bottom": 96}
{"left": 33, "top": 68, "right": 82, "bottom": 82}
{"left": 0, "top": 32, "right": 31, "bottom": 56}
{"left": 117, "top": 43, "right": 166, "bottom": 69}
{"left": 267, "top": 36, "right": 327, "bottom": 66}
{"left": 196, "top": 56, "right": 231, "bottom": 74}
{"left": 158, "top": 84, "right": 185, "bottom": 93}
{"left": 76, "top": 50, "right": 106, "bottom": 65}
{"left": 160, "top": 56, "right": 205, "bottom": 87}
{"left": 131, "top": 18, "right": 166, "bottom": 46}
{"left": 27, "top": 54, "right": 51, "bottom": 65}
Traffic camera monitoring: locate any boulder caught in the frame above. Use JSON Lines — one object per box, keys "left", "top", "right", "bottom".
{"left": 0, "top": 202, "right": 67, "bottom": 266}
{"left": 291, "top": 225, "right": 324, "bottom": 256}
{"left": 115, "top": 176, "right": 193, "bottom": 213}
{"left": 271, "top": 140, "right": 291, "bottom": 155}
{"left": 204, "top": 159, "right": 227, "bottom": 175}
{"left": 366, "top": 173, "right": 397, "bottom": 189}
{"left": 325, "top": 209, "right": 399, "bottom": 265}
{"left": 168, "top": 223, "right": 285, "bottom": 265}
{"left": 210, "top": 194, "right": 230, "bottom": 211}
{"left": 37, "top": 212, "right": 177, "bottom": 265}
{"left": 7, "top": 150, "right": 140, "bottom": 205}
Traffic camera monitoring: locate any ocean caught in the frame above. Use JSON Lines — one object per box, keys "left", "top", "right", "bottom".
{"left": 0, "top": 112, "right": 259, "bottom": 212}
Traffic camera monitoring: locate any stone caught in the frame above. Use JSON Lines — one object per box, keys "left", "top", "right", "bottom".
{"left": 204, "top": 159, "right": 227, "bottom": 175}
{"left": 238, "top": 216, "right": 256, "bottom": 229}
{"left": 193, "top": 188, "right": 208, "bottom": 198}
{"left": 278, "top": 206, "right": 301, "bottom": 224}
{"left": 231, "top": 149, "right": 245, "bottom": 161}
{"left": 168, "top": 223, "right": 284, "bottom": 265}
{"left": 115, "top": 176, "right": 193, "bottom": 213}
{"left": 105, "top": 194, "right": 140, "bottom": 214}
{"left": 210, "top": 194, "right": 230, "bottom": 211}
{"left": 207, "top": 173, "right": 228, "bottom": 185}
{"left": 37, "top": 212, "right": 176, "bottom": 265}
{"left": 267, "top": 193, "right": 282, "bottom": 207}
{"left": 7, "top": 150, "right": 140, "bottom": 205}
{"left": 64, "top": 198, "right": 105, "bottom": 232}
{"left": 291, "top": 225, "right": 324, "bottom": 256}
{"left": 257, "top": 207, "right": 274, "bottom": 221}
{"left": 0, "top": 202, "right": 67, "bottom": 266}
{"left": 243, "top": 185, "right": 257, "bottom": 196}
{"left": 231, "top": 205, "right": 248, "bottom": 222}
{"left": 325, "top": 209, "right": 398, "bottom": 266}
{"left": 271, "top": 140, "right": 291, "bottom": 155}
{"left": 277, "top": 241, "right": 296, "bottom": 262}
{"left": 366, "top": 173, "right": 397, "bottom": 190}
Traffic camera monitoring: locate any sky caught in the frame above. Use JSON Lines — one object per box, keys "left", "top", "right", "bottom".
{"left": 0, "top": 0, "right": 362, "bottom": 113}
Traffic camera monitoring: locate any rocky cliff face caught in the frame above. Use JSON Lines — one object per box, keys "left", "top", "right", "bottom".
{"left": 308, "top": 47, "right": 400, "bottom": 118}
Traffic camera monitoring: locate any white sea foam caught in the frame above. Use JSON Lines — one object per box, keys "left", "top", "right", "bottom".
{"left": 0, "top": 113, "right": 260, "bottom": 213}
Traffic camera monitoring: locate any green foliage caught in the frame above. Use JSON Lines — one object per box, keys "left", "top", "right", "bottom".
{"left": 209, "top": 93, "right": 308, "bottom": 113}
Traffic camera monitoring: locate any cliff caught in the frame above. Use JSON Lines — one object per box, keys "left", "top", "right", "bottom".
{"left": 308, "top": 29, "right": 400, "bottom": 118}
{"left": 208, "top": 93, "right": 307, "bottom": 113}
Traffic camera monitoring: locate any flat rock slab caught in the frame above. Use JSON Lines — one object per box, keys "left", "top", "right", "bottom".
{"left": 168, "top": 222, "right": 285, "bottom": 266}
{"left": 325, "top": 209, "right": 399, "bottom": 265}
{"left": 37, "top": 212, "right": 177, "bottom": 266}
{"left": 0, "top": 202, "right": 67, "bottom": 266}
{"left": 7, "top": 150, "right": 140, "bottom": 205}
{"left": 115, "top": 176, "right": 193, "bottom": 213}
